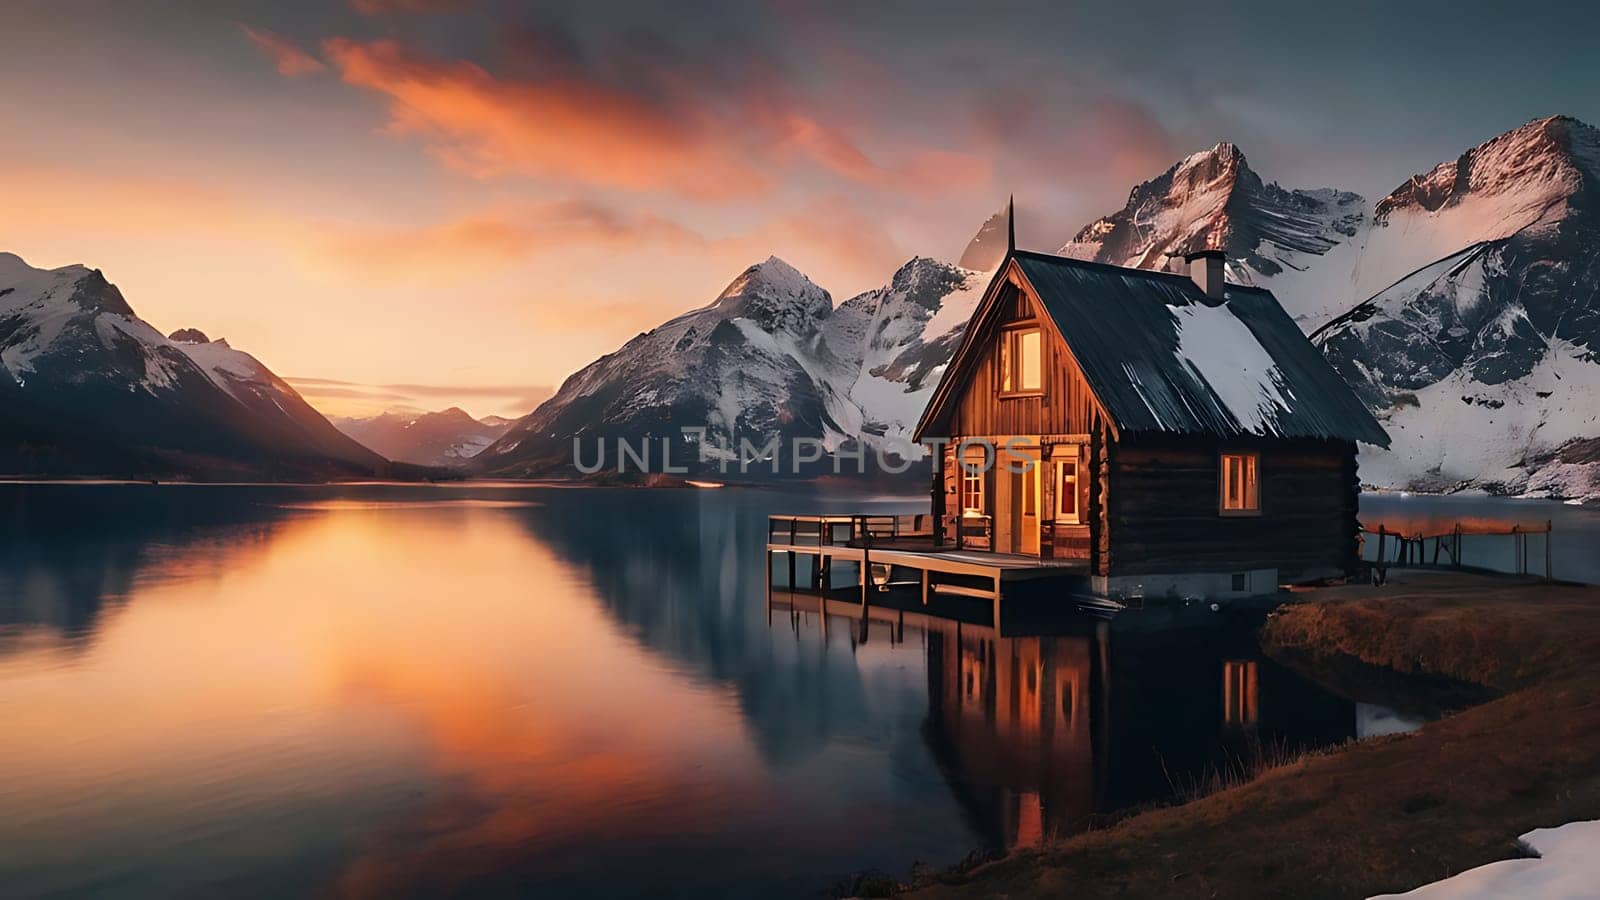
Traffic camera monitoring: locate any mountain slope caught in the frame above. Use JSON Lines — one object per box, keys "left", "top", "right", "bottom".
{"left": 0, "top": 252, "right": 386, "bottom": 479}
{"left": 476, "top": 257, "right": 845, "bottom": 475}
{"left": 333, "top": 407, "right": 512, "bottom": 467}
{"left": 1314, "top": 116, "right": 1600, "bottom": 499}
{"left": 817, "top": 257, "right": 985, "bottom": 447}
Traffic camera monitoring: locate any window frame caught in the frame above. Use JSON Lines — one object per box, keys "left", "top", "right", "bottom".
{"left": 960, "top": 447, "right": 988, "bottom": 517}
{"left": 998, "top": 324, "right": 1044, "bottom": 398}
{"left": 1055, "top": 452, "right": 1081, "bottom": 524}
{"left": 1218, "top": 451, "right": 1261, "bottom": 516}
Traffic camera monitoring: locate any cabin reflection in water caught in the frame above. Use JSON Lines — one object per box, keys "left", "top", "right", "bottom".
{"left": 927, "top": 625, "right": 1097, "bottom": 849}
{"left": 771, "top": 594, "right": 1359, "bottom": 850}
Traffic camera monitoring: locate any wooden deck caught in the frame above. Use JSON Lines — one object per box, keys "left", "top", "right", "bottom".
{"left": 766, "top": 514, "right": 1093, "bottom": 635}
{"left": 1362, "top": 518, "right": 1555, "bottom": 581}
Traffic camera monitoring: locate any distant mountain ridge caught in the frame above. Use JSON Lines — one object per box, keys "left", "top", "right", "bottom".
{"left": 333, "top": 407, "right": 512, "bottom": 467}
{"left": 0, "top": 252, "right": 386, "bottom": 479}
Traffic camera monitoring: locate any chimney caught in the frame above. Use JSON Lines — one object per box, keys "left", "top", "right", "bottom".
{"left": 1185, "top": 249, "right": 1226, "bottom": 300}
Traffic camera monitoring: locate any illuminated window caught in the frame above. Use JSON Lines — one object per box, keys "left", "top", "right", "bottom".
{"left": 999, "top": 327, "right": 1042, "bottom": 394}
{"left": 961, "top": 448, "right": 987, "bottom": 516}
{"left": 1220, "top": 452, "right": 1260, "bottom": 514}
{"left": 1056, "top": 455, "right": 1079, "bottom": 523}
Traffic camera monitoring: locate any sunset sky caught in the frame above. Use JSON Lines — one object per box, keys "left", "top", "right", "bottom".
{"left": 3, "top": 0, "right": 1596, "bottom": 418}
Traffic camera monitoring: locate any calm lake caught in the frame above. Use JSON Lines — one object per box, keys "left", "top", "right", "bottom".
{"left": 0, "top": 483, "right": 1593, "bottom": 898}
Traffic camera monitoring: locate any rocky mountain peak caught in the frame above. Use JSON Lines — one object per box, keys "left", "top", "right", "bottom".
{"left": 711, "top": 255, "right": 831, "bottom": 335}
{"left": 1168, "top": 141, "right": 1251, "bottom": 196}
{"left": 958, "top": 204, "right": 1010, "bottom": 271}
{"left": 1061, "top": 139, "right": 1362, "bottom": 288}
{"left": 1376, "top": 115, "right": 1600, "bottom": 222}
{"left": 169, "top": 328, "right": 211, "bottom": 344}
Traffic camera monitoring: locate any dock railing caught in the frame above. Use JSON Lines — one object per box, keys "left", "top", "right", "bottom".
{"left": 1362, "top": 518, "right": 1554, "bottom": 581}
{"left": 766, "top": 513, "right": 935, "bottom": 548}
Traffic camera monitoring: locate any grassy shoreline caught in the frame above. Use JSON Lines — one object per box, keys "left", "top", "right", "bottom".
{"left": 895, "top": 571, "right": 1600, "bottom": 899}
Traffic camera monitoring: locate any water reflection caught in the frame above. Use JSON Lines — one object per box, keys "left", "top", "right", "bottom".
{"left": 0, "top": 484, "right": 1501, "bottom": 898}
{"left": 773, "top": 591, "right": 1373, "bottom": 850}
{"left": 0, "top": 485, "right": 963, "bottom": 899}
{"left": 0, "top": 485, "right": 293, "bottom": 652}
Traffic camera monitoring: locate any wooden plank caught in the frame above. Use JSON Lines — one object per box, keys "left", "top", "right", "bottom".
{"left": 934, "top": 583, "right": 1000, "bottom": 600}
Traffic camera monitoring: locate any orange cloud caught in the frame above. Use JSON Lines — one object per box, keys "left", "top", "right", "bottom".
{"left": 317, "top": 37, "right": 986, "bottom": 200}
{"left": 242, "top": 26, "right": 326, "bottom": 77}
{"left": 323, "top": 38, "right": 771, "bottom": 199}
{"left": 317, "top": 198, "right": 704, "bottom": 273}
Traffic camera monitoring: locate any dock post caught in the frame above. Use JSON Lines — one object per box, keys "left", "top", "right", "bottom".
{"left": 991, "top": 572, "right": 1002, "bottom": 636}
{"left": 921, "top": 568, "right": 930, "bottom": 606}
{"left": 1546, "top": 520, "right": 1553, "bottom": 581}
{"left": 860, "top": 544, "right": 870, "bottom": 613}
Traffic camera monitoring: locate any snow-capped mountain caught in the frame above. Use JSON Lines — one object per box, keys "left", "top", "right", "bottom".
{"left": 0, "top": 252, "right": 385, "bottom": 479}
{"left": 477, "top": 257, "right": 844, "bottom": 475}
{"left": 1059, "top": 116, "right": 1600, "bottom": 500}
{"left": 1314, "top": 116, "right": 1600, "bottom": 500}
{"left": 333, "top": 407, "right": 513, "bottom": 467}
{"left": 1060, "top": 142, "right": 1367, "bottom": 326}
{"left": 476, "top": 254, "right": 986, "bottom": 476}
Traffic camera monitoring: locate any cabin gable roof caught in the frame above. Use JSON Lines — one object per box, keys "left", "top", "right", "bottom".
{"left": 915, "top": 251, "right": 1390, "bottom": 447}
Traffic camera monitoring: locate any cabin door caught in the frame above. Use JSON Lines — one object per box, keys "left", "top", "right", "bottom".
{"left": 1009, "top": 454, "right": 1041, "bottom": 555}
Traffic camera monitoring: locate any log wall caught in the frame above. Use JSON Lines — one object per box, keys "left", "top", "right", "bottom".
{"left": 1103, "top": 435, "right": 1360, "bottom": 580}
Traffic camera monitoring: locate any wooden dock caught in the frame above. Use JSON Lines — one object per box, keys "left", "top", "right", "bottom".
{"left": 766, "top": 514, "right": 1092, "bottom": 635}
{"left": 1362, "top": 517, "right": 1555, "bottom": 581}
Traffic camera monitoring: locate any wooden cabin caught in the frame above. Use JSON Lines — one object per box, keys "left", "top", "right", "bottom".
{"left": 913, "top": 247, "right": 1389, "bottom": 600}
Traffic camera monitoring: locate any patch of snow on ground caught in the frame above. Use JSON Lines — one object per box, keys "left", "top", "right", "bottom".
{"left": 1369, "top": 820, "right": 1600, "bottom": 899}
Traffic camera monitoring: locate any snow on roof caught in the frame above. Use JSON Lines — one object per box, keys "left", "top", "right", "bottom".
{"left": 989, "top": 252, "right": 1389, "bottom": 445}
{"left": 1166, "top": 300, "right": 1293, "bottom": 435}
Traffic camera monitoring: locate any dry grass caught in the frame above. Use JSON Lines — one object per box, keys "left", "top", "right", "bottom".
{"left": 900, "top": 571, "right": 1600, "bottom": 900}
{"left": 1159, "top": 734, "right": 1355, "bottom": 805}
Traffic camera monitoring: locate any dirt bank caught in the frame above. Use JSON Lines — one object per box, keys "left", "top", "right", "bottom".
{"left": 900, "top": 571, "right": 1600, "bottom": 900}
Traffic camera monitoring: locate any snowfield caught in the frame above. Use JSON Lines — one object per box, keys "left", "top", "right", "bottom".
{"left": 1369, "top": 820, "right": 1600, "bottom": 899}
